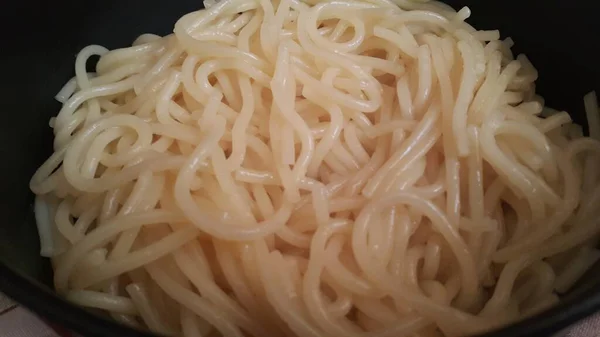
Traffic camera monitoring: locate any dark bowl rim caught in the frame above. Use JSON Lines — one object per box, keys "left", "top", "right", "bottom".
{"left": 0, "top": 262, "right": 154, "bottom": 337}
{"left": 2, "top": 259, "right": 600, "bottom": 337}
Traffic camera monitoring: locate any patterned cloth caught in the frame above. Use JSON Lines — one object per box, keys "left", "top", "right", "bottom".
{"left": 1, "top": 291, "right": 599, "bottom": 337}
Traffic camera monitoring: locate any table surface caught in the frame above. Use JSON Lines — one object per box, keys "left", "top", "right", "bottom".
{"left": 1, "top": 291, "right": 599, "bottom": 337}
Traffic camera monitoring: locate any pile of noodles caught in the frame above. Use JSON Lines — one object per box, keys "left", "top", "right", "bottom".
{"left": 29, "top": 0, "right": 600, "bottom": 336}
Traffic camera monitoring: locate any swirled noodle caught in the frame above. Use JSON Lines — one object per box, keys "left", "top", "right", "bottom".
{"left": 30, "top": 0, "right": 600, "bottom": 336}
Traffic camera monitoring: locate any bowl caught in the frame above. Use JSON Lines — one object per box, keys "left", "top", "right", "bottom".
{"left": 0, "top": 0, "right": 599, "bottom": 336}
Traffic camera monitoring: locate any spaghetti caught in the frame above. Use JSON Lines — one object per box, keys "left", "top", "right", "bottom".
{"left": 29, "top": 0, "right": 600, "bottom": 336}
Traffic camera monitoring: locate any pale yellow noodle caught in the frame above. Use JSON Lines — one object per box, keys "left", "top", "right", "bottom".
{"left": 29, "top": 1, "right": 600, "bottom": 336}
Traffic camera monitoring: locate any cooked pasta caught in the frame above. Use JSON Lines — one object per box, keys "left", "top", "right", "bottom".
{"left": 30, "top": 0, "right": 600, "bottom": 336}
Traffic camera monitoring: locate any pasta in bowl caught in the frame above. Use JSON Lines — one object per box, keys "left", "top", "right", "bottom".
{"left": 20, "top": 0, "right": 600, "bottom": 336}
